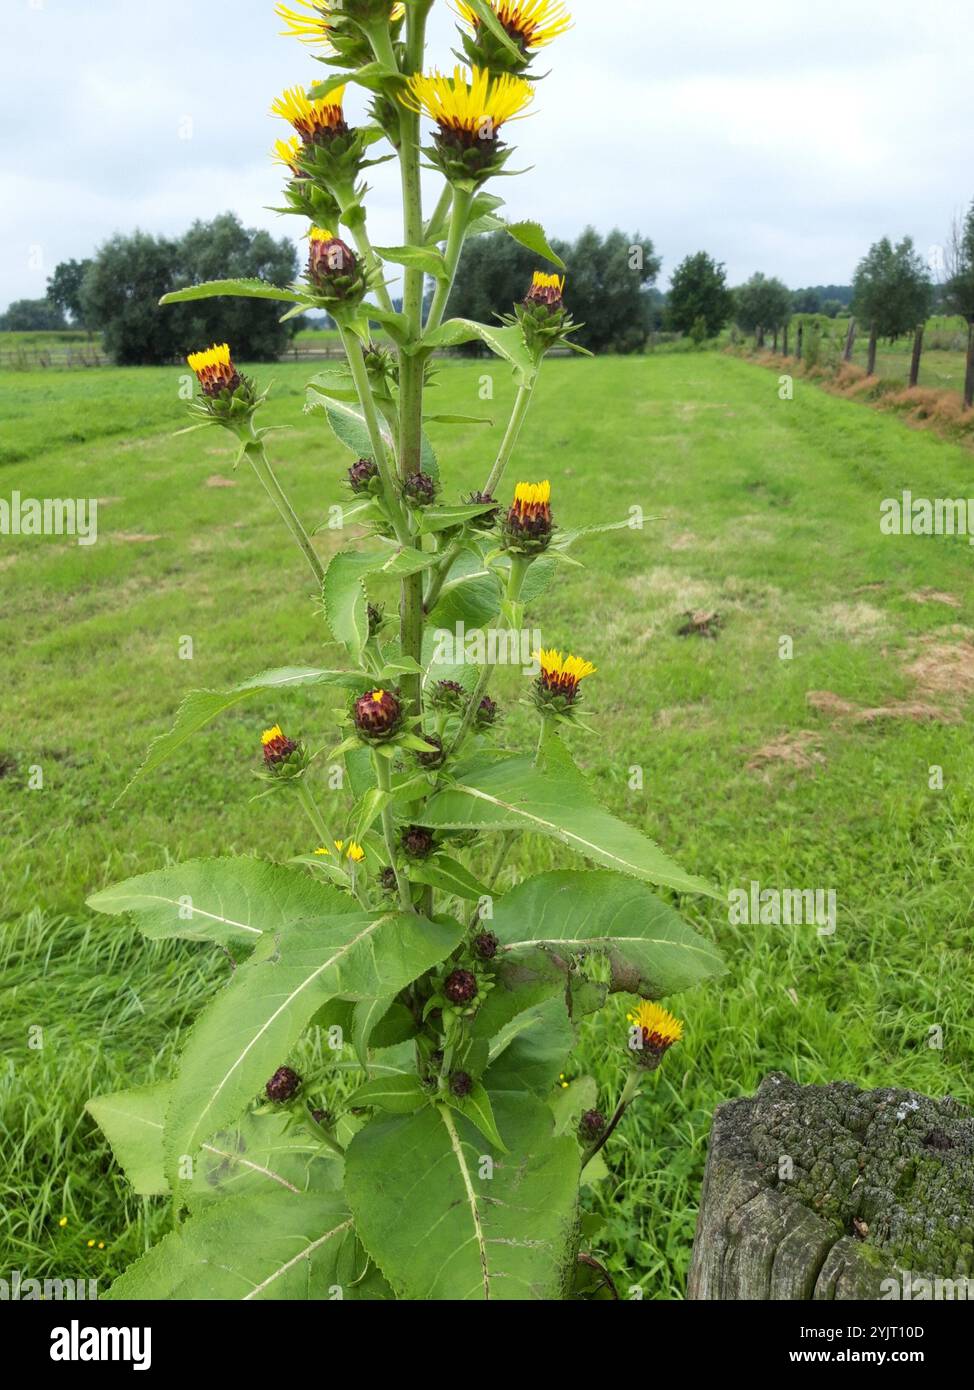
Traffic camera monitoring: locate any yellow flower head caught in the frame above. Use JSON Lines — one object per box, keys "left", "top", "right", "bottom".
{"left": 309, "top": 226, "right": 337, "bottom": 244}
{"left": 316, "top": 840, "right": 366, "bottom": 863}
{"left": 530, "top": 271, "right": 564, "bottom": 295}
{"left": 186, "top": 343, "right": 240, "bottom": 397}
{"left": 457, "top": 0, "right": 573, "bottom": 50}
{"left": 401, "top": 65, "right": 534, "bottom": 139}
{"left": 627, "top": 1001, "right": 685, "bottom": 1053}
{"left": 277, "top": 1, "right": 404, "bottom": 46}
{"left": 261, "top": 724, "right": 284, "bottom": 746}
{"left": 271, "top": 84, "right": 347, "bottom": 141}
{"left": 535, "top": 648, "right": 597, "bottom": 699}
{"left": 513, "top": 480, "right": 550, "bottom": 508}
{"left": 273, "top": 136, "right": 305, "bottom": 175}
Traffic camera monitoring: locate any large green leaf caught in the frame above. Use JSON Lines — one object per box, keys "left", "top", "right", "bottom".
{"left": 160, "top": 279, "right": 307, "bottom": 306}
{"left": 86, "top": 1083, "right": 170, "bottom": 1196}
{"left": 420, "top": 319, "right": 535, "bottom": 379}
{"left": 87, "top": 857, "right": 355, "bottom": 948}
{"left": 417, "top": 759, "right": 719, "bottom": 897}
{"left": 490, "top": 870, "right": 725, "bottom": 996}
{"left": 322, "top": 546, "right": 439, "bottom": 655}
{"left": 345, "top": 1093, "right": 579, "bottom": 1300}
{"left": 165, "top": 909, "right": 462, "bottom": 1186}
{"left": 104, "top": 1189, "right": 370, "bottom": 1300}
{"left": 308, "top": 394, "right": 439, "bottom": 478}
{"left": 485, "top": 994, "right": 576, "bottom": 1094}
{"left": 118, "top": 667, "right": 360, "bottom": 799}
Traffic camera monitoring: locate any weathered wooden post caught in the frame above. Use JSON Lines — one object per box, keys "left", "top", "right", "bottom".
{"left": 909, "top": 323, "right": 925, "bottom": 387}
{"left": 782, "top": 323, "right": 789, "bottom": 356}
{"left": 867, "top": 322, "right": 879, "bottom": 376}
{"left": 688, "top": 1073, "right": 973, "bottom": 1300}
{"left": 965, "top": 320, "right": 974, "bottom": 409}
{"left": 843, "top": 316, "right": 856, "bottom": 362}
{"left": 796, "top": 323, "right": 804, "bottom": 362}
{"left": 772, "top": 327, "right": 778, "bottom": 353}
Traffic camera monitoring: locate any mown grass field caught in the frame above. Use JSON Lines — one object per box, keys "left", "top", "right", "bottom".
{"left": 2, "top": 353, "right": 974, "bottom": 1298}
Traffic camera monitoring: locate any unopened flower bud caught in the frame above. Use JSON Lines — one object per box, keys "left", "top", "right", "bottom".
{"left": 578, "top": 1109, "right": 606, "bottom": 1144}
{"left": 627, "top": 1002, "right": 684, "bottom": 1071}
{"left": 348, "top": 457, "right": 379, "bottom": 493}
{"left": 401, "top": 824, "right": 436, "bottom": 860}
{"left": 187, "top": 342, "right": 242, "bottom": 398}
{"left": 417, "top": 734, "right": 445, "bottom": 768}
{"left": 266, "top": 1066, "right": 301, "bottom": 1102}
{"left": 449, "top": 1070, "right": 473, "bottom": 1098}
{"left": 307, "top": 227, "right": 364, "bottom": 303}
{"left": 402, "top": 471, "right": 437, "bottom": 507}
{"left": 476, "top": 695, "right": 499, "bottom": 728}
{"left": 430, "top": 679, "right": 466, "bottom": 712}
{"left": 261, "top": 724, "right": 300, "bottom": 770}
{"left": 503, "top": 480, "right": 553, "bottom": 553}
{"left": 444, "top": 969, "right": 478, "bottom": 1005}
{"left": 353, "top": 688, "right": 403, "bottom": 742}
{"left": 473, "top": 931, "right": 499, "bottom": 961}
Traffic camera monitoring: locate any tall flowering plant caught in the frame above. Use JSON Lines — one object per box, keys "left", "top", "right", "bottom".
{"left": 86, "top": 0, "right": 724, "bottom": 1302}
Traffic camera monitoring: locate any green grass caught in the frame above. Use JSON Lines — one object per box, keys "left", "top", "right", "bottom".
{"left": 3, "top": 353, "right": 974, "bottom": 1298}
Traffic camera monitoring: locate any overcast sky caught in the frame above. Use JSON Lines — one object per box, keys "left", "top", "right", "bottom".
{"left": 1, "top": 0, "right": 970, "bottom": 311}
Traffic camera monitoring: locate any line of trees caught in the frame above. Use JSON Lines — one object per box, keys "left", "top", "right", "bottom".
{"left": 445, "top": 227, "right": 661, "bottom": 355}
{"left": 0, "top": 215, "right": 300, "bottom": 364}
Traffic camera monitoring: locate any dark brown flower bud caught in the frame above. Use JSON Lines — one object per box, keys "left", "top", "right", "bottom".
{"left": 473, "top": 931, "right": 499, "bottom": 961}
{"left": 348, "top": 457, "right": 379, "bottom": 493}
{"left": 401, "top": 824, "right": 436, "bottom": 859}
{"left": 430, "top": 679, "right": 466, "bottom": 712}
{"left": 353, "top": 688, "right": 402, "bottom": 741}
{"left": 417, "top": 734, "right": 444, "bottom": 768}
{"left": 444, "top": 969, "right": 478, "bottom": 1005}
{"left": 402, "top": 471, "right": 437, "bottom": 507}
{"left": 367, "top": 602, "right": 384, "bottom": 637}
{"left": 503, "top": 481, "right": 553, "bottom": 553}
{"left": 578, "top": 1109, "right": 606, "bottom": 1144}
{"left": 379, "top": 865, "right": 399, "bottom": 895}
{"left": 524, "top": 271, "right": 566, "bottom": 311}
{"left": 307, "top": 228, "right": 358, "bottom": 291}
{"left": 266, "top": 1066, "right": 301, "bottom": 1102}
{"left": 449, "top": 1070, "right": 473, "bottom": 1098}
{"left": 476, "top": 695, "right": 499, "bottom": 728}
{"left": 466, "top": 490, "right": 499, "bottom": 525}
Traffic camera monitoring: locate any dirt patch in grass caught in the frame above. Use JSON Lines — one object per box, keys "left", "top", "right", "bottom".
{"left": 905, "top": 635, "right": 974, "bottom": 700}
{"left": 205, "top": 475, "right": 238, "bottom": 488}
{"left": 821, "top": 601, "right": 887, "bottom": 642}
{"left": 806, "top": 690, "right": 958, "bottom": 724}
{"left": 909, "top": 588, "right": 961, "bottom": 608}
{"left": 746, "top": 731, "right": 825, "bottom": 775}
{"left": 113, "top": 532, "right": 162, "bottom": 544}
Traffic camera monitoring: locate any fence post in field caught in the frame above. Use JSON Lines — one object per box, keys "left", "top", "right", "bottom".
{"left": 843, "top": 317, "right": 856, "bottom": 362}
{"left": 782, "top": 322, "right": 789, "bottom": 356}
{"left": 908, "top": 323, "right": 924, "bottom": 388}
{"left": 688, "top": 1073, "right": 974, "bottom": 1300}
{"left": 965, "top": 320, "right": 974, "bottom": 409}
{"left": 866, "top": 323, "right": 878, "bottom": 376}
{"left": 772, "top": 327, "right": 779, "bottom": 353}
{"left": 796, "top": 322, "right": 804, "bottom": 361}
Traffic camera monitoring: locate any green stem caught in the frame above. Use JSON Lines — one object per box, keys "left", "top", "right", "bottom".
{"left": 296, "top": 781, "right": 339, "bottom": 858}
{"left": 442, "top": 556, "right": 530, "bottom": 764}
{"left": 425, "top": 186, "right": 473, "bottom": 334}
{"left": 340, "top": 326, "right": 410, "bottom": 546}
{"left": 581, "top": 1069, "right": 642, "bottom": 1172}
{"left": 345, "top": 211, "right": 394, "bottom": 315}
{"left": 423, "top": 183, "right": 454, "bottom": 242}
{"left": 244, "top": 428, "right": 324, "bottom": 586}
{"left": 372, "top": 750, "right": 413, "bottom": 912}
{"left": 483, "top": 377, "right": 537, "bottom": 500}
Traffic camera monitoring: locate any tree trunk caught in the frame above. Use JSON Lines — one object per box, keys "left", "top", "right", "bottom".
{"left": 772, "top": 327, "right": 778, "bottom": 353}
{"left": 965, "top": 320, "right": 974, "bottom": 410}
{"left": 796, "top": 323, "right": 804, "bottom": 361}
{"left": 782, "top": 323, "right": 789, "bottom": 356}
{"left": 688, "top": 1073, "right": 973, "bottom": 1301}
{"left": 756, "top": 326, "right": 765, "bottom": 349}
{"left": 867, "top": 323, "right": 878, "bottom": 376}
{"left": 843, "top": 317, "right": 856, "bottom": 363}
{"left": 909, "top": 323, "right": 924, "bottom": 387}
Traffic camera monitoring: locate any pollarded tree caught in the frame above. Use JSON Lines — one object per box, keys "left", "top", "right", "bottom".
{"left": 666, "top": 252, "right": 734, "bottom": 339}
{"left": 851, "top": 236, "right": 932, "bottom": 374}
{"left": 733, "top": 272, "right": 792, "bottom": 347}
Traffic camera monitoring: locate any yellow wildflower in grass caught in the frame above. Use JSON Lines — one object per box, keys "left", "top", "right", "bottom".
{"left": 400, "top": 65, "right": 533, "bottom": 139}
{"left": 457, "top": 0, "right": 573, "bottom": 50}
{"left": 186, "top": 343, "right": 241, "bottom": 397}
{"left": 271, "top": 84, "right": 347, "bottom": 141}
{"left": 535, "top": 648, "right": 597, "bottom": 701}
{"left": 58, "top": 1216, "right": 68, "bottom": 1228}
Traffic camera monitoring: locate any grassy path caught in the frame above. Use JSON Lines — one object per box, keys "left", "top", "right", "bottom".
{"left": 2, "top": 354, "right": 973, "bottom": 1295}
